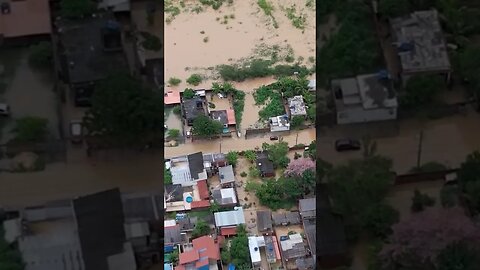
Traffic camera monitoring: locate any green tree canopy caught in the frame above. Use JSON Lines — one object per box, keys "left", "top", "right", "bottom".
{"left": 229, "top": 225, "right": 250, "bottom": 269}
{"left": 328, "top": 156, "right": 394, "bottom": 241}
{"left": 83, "top": 73, "right": 163, "bottom": 146}
{"left": 226, "top": 151, "right": 239, "bottom": 167}
{"left": 262, "top": 141, "right": 290, "bottom": 169}
{"left": 164, "top": 165, "right": 172, "bottom": 185}
{"left": 401, "top": 75, "right": 444, "bottom": 109}
{"left": 192, "top": 115, "right": 223, "bottom": 137}
{"left": 192, "top": 220, "right": 211, "bottom": 239}
{"left": 60, "top": 0, "right": 96, "bottom": 19}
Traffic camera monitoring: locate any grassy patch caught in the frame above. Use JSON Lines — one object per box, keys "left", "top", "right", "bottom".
{"left": 165, "top": 0, "right": 181, "bottom": 23}
{"left": 189, "top": 210, "right": 211, "bottom": 218}
{"left": 168, "top": 77, "right": 182, "bottom": 86}
{"left": 199, "top": 0, "right": 230, "bottom": 10}
{"left": 257, "top": 0, "right": 278, "bottom": 28}
{"left": 285, "top": 5, "right": 306, "bottom": 29}
{"left": 218, "top": 60, "right": 310, "bottom": 81}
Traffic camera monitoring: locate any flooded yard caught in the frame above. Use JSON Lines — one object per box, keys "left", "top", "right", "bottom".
{"left": 0, "top": 49, "right": 58, "bottom": 143}
{"left": 164, "top": 107, "right": 183, "bottom": 133}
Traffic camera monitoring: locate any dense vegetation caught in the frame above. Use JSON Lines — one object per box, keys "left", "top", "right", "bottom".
{"left": 192, "top": 115, "right": 223, "bottom": 137}
{"left": 211, "top": 82, "right": 245, "bottom": 126}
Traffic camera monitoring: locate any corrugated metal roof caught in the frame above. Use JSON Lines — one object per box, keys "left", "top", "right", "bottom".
{"left": 219, "top": 165, "right": 235, "bottom": 183}
{"left": 214, "top": 207, "right": 245, "bottom": 227}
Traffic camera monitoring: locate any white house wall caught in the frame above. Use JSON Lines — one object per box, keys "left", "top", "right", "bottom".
{"left": 337, "top": 107, "right": 397, "bottom": 124}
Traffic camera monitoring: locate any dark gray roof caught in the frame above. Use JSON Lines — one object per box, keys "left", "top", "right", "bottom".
{"left": 296, "top": 257, "right": 315, "bottom": 270}
{"left": 182, "top": 97, "right": 206, "bottom": 121}
{"left": 272, "top": 211, "right": 301, "bottom": 226}
{"left": 303, "top": 219, "right": 316, "bottom": 258}
{"left": 178, "top": 216, "right": 197, "bottom": 231}
{"left": 57, "top": 13, "right": 127, "bottom": 84}
{"left": 203, "top": 153, "right": 226, "bottom": 164}
{"left": 282, "top": 242, "right": 307, "bottom": 260}
{"left": 210, "top": 110, "right": 228, "bottom": 125}
{"left": 165, "top": 184, "right": 183, "bottom": 202}
{"left": 256, "top": 151, "right": 274, "bottom": 175}
{"left": 121, "top": 193, "right": 161, "bottom": 222}
{"left": 73, "top": 189, "right": 126, "bottom": 270}
{"left": 187, "top": 152, "right": 204, "bottom": 178}
{"left": 257, "top": 210, "right": 272, "bottom": 232}
{"left": 299, "top": 198, "right": 316, "bottom": 219}
{"left": 164, "top": 225, "right": 182, "bottom": 245}
{"left": 317, "top": 209, "right": 347, "bottom": 257}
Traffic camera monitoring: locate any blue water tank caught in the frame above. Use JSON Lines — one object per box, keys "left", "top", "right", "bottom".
{"left": 228, "top": 264, "right": 236, "bottom": 270}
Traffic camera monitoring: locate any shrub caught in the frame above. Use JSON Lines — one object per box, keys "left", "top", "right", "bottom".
{"left": 168, "top": 77, "right": 182, "bottom": 86}
{"left": 290, "top": 116, "right": 305, "bottom": 129}
{"left": 183, "top": 88, "right": 196, "bottom": 99}
{"left": 173, "top": 105, "right": 182, "bottom": 115}
{"left": 187, "top": 74, "right": 203, "bottom": 86}
{"left": 12, "top": 117, "right": 49, "bottom": 143}
{"left": 411, "top": 189, "right": 436, "bottom": 212}
{"left": 226, "top": 151, "right": 239, "bottom": 167}
{"left": 167, "top": 129, "right": 180, "bottom": 138}
{"left": 240, "top": 171, "right": 247, "bottom": 177}
{"left": 249, "top": 166, "right": 260, "bottom": 178}
{"left": 244, "top": 150, "right": 257, "bottom": 163}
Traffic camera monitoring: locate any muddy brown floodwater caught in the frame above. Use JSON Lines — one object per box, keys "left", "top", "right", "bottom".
{"left": 165, "top": 0, "right": 316, "bottom": 91}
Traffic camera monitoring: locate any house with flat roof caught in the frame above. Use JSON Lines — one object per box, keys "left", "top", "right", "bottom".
{"left": 218, "top": 165, "right": 235, "bottom": 187}
{"left": 0, "top": 0, "right": 51, "bottom": 41}
{"left": 212, "top": 188, "right": 238, "bottom": 207}
{"left": 257, "top": 210, "right": 273, "bottom": 233}
{"left": 177, "top": 236, "right": 220, "bottom": 270}
{"left": 214, "top": 207, "right": 245, "bottom": 229}
{"left": 390, "top": 10, "right": 451, "bottom": 83}
{"left": 170, "top": 152, "right": 207, "bottom": 186}
{"left": 164, "top": 90, "right": 181, "bottom": 105}
{"left": 182, "top": 97, "right": 207, "bottom": 126}
{"left": 269, "top": 115, "right": 290, "bottom": 132}
{"left": 287, "top": 96, "right": 307, "bottom": 117}
{"left": 55, "top": 13, "right": 127, "bottom": 107}
{"left": 256, "top": 151, "right": 275, "bottom": 178}
{"left": 332, "top": 73, "right": 398, "bottom": 125}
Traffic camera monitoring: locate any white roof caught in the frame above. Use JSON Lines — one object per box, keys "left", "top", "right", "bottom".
{"left": 280, "top": 234, "right": 303, "bottom": 251}
{"left": 248, "top": 236, "right": 264, "bottom": 263}
{"left": 164, "top": 220, "right": 176, "bottom": 227}
{"left": 308, "top": 80, "right": 316, "bottom": 89}
{"left": 220, "top": 188, "right": 237, "bottom": 204}
{"left": 214, "top": 207, "right": 245, "bottom": 227}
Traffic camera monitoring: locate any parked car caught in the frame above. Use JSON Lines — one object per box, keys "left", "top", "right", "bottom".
{"left": 279, "top": 235, "right": 289, "bottom": 241}
{"left": 335, "top": 139, "right": 361, "bottom": 152}
{"left": 70, "top": 120, "right": 83, "bottom": 144}
{"left": 270, "top": 136, "right": 279, "bottom": 141}
{"left": 0, "top": 103, "right": 10, "bottom": 116}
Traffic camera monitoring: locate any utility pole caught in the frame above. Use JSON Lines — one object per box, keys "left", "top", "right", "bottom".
{"left": 416, "top": 130, "right": 424, "bottom": 168}
{"left": 295, "top": 132, "right": 299, "bottom": 145}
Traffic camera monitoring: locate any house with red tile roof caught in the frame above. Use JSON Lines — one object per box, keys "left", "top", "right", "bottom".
{"left": 176, "top": 236, "right": 221, "bottom": 270}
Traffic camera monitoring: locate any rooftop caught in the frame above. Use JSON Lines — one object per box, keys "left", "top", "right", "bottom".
{"left": 122, "top": 192, "right": 161, "bottom": 222}
{"left": 210, "top": 109, "right": 236, "bottom": 126}
{"left": 269, "top": 115, "right": 290, "bottom": 128}
{"left": 390, "top": 9, "right": 450, "bottom": 73}
{"left": 183, "top": 97, "right": 207, "bottom": 122}
{"left": 279, "top": 233, "right": 307, "bottom": 260}
{"left": 56, "top": 13, "right": 127, "bottom": 84}
{"left": 164, "top": 90, "right": 181, "bottom": 105}
{"left": 218, "top": 165, "right": 235, "bottom": 184}
{"left": 299, "top": 198, "right": 316, "bottom": 218}
{"left": 0, "top": 0, "right": 51, "bottom": 38}
{"left": 288, "top": 96, "right": 307, "bottom": 116}
{"left": 214, "top": 207, "right": 245, "bottom": 227}
{"left": 179, "top": 236, "right": 220, "bottom": 266}
{"left": 164, "top": 225, "right": 182, "bottom": 245}
{"left": 212, "top": 188, "right": 237, "bottom": 206}
{"left": 257, "top": 210, "right": 273, "bottom": 232}
{"left": 256, "top": 151, "right": 275, "bottom": 175}
{"left": 332, "top": 73, "right": 397, "bottom": 111}
{"left": 272, "top": 211, "right": 301, "bottom": 226}
{"left": 164, "top": 184, "right": 183, "bottom": 203}
{"left": 248, "top": 236, "right": 265, "bottom": 264}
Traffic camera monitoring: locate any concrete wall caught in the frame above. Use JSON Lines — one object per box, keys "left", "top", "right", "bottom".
{"left": 337, "top": 106, "right": 397, "bottom": 125}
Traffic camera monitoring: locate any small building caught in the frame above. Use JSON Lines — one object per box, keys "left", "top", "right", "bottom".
{"left": 214, "top": 207, "right": 245, "bottom": 229}
{"left": 170, "top": 152, "right": 207, "bottom": 186}
{"left": 332, "top": 73, "right": 398, "bottom": 125}
{"left": 0, "top": 0, "right": 51, "bottom": 42}
{"left": 248, "top": 236, "right": 265, "bottom": 268}
{"left": 203, "top": 153, "right": 227, "bottom": 169}
{"left": 218, "top": 165, "right": 235, "bottom": 187}
{"left": 256, "top": 151, "right": 275, "bottom": 178}
{"left": 256, "top": 210, "right": 273, "bottom": 233}
{"left": 56, "top": 13, "right": 127, "bottom": 107}
{"left": 212, "top": 188, "right": 238, "bottom": 207}
{"left": 269, "top": 115, "right": 290, "bottom": 132}
{"left": 210, "top": 109, "right": 236, "bottom": 128}
{"left": 182, "top": 97, "right": 207, "bottom": 126}
{"left": 299, "top": 198, "right": 316, "bottom": 219}
{"left": 296, "top": 257, "right": 315, "bottom": 270}
{"left": 390, "top": 10, "right": 451, "bottom": 83}
{"left": 164, "top": 224, "right": 182, "bottom": 246}
{"left": 164, "top": 90, "right": 181, "bottom": 105}
{"left": 279, "top": 233, "right": 307, "bottom": 262}
{"left": 178, "top": 236, "right": 220, "bottom": 270}
{"left": 287, "top": 96, "right": 307, "bottom": 117}
{"left": 272, "top": 211, "right": 301, "bottom": 226}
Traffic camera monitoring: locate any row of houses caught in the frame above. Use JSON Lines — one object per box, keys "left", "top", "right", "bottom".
{"left": 331, "top": 9, "right": 451, "bottom": 125}
{"left": 2, "top": 189, "right": 164, "bottom": 270}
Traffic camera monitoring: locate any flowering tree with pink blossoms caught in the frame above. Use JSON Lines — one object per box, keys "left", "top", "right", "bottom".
{"left": 284, "top": 157, "right": 316, "bottom": 177}
{"left": 380, "top": 207, "right": 480, "bottom": 269}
